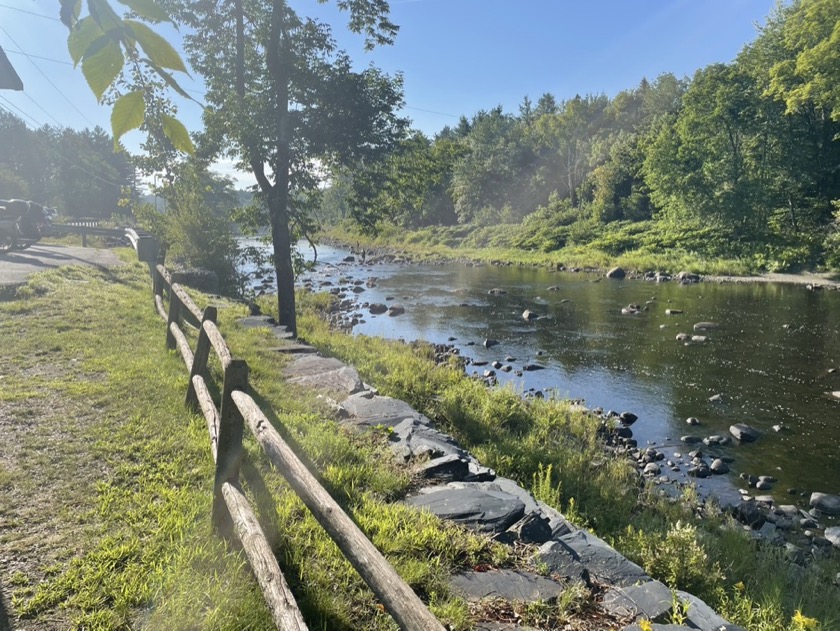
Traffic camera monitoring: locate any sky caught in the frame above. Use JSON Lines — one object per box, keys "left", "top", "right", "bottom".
{"left": 0, "top": 0, "right": 779, "bottom": 189}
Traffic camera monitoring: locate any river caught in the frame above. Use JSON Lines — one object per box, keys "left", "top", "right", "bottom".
{"left": 240, "top": 239, "right": 840, "bottom": 507}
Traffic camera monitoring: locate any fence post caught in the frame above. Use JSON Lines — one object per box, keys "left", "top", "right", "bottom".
{"left": 186, "top": 306, "right": 217, "bottom": 409}
{"left": 165, "top": 288, "right": 182, "bottom": 350}
{"left": 212, "top": 359, "right": 249, "bottom": 538}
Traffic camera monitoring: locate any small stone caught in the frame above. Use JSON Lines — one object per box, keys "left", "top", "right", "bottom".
{"left": 686, "top": 417, "right": 701, "bottom": 426}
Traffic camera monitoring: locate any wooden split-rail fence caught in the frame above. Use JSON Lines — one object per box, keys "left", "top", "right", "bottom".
{"left": 151, "top": 263, "right": 445, "bottom": 631}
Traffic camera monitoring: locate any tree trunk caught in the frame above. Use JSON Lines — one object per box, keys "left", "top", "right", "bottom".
{"left": 267, "top": 1, "right": 296, "bottom": 336}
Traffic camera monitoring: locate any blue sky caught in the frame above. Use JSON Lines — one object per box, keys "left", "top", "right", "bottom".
{"left": 0, "top": 0, "right": 778, "bottom": 187}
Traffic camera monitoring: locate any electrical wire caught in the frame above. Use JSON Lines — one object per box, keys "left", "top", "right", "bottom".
{"left": 0, "top": 101, "right": 129, "bottom": 189}
{"left": 0, "top": 24, "right": 99, "bottom": 128}
{"left": 4, "top": 48, "right": 73, "bottom": 66}
{"left": 0, "top": 3, "right": 61, "bottom": 22}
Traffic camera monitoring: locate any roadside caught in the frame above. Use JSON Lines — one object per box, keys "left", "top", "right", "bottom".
{"left": 0, "top": 244, "right": 123, "bottom": 290}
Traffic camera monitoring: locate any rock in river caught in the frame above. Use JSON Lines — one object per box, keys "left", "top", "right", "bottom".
{"left": 730, "top": 423, "right": 760, "bottom": 443}
{"left": 368, "top": 303, "right": 388, "bottom": 315}
{"left": 693, "top": 321, "right": 720, "bottom": 331}
{"left": 522, "top": 309, "right": 539, "bottom": 322}
{"left": 606, "top": 266, "right": 626, "bottom": 279}
{"left": 810, "top": 492, "right": 840, "bottom": 515}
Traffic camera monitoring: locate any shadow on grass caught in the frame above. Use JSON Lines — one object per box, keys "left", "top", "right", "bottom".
{"left": 0, "top": 583, "right": 14, "bottom": 631}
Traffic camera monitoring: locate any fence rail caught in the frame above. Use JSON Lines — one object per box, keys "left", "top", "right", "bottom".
{"left": 150, "top": 264, "right": 445, "bottom": 631}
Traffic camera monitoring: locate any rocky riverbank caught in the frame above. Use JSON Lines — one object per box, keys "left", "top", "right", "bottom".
{"left": 242, "top": 312, "right": 762, "bottom": 629}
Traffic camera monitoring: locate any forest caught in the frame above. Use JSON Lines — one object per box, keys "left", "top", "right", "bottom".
{"left": 324, "top": 0, "right": 840, "bottom": 272}
{"left": 0, "top": 112, "right": 136, "bottom": 218}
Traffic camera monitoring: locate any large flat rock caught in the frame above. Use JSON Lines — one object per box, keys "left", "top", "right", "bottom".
{"left": 538, "top": 530, "right": 649, "bottom": 587}
{"left": 675, "top": 591, "right": 745, "bottom": 631}
{"left": 341, "top": 393, "right": 427, "bottom": 427}
{"left": 389, "top": 417, "right": 466, "bottom": 460}
{"left": 810, "top": 492, "right": 840, "bottom": 515}
{"left": 603, "top": 580, "right": 673, "bottom": 621}
{"left": 450, "top": 570, "right": 565, "bottom": 603}
{"left": 283, "top": 354, "right": 347, "bottom": 377}
{"left": 405, "top": 487, "right": 525, "bottom": 534}
{"left": 287, "top": 366, "right": 365, "bottom": 395}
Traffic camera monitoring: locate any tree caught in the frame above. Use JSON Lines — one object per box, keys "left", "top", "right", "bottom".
{"left": 58, "top": 0, "right": 194, "bottom": 152}
{"left": 768, "top": 0, "right": 840, "bottom": 123}
{"left": 167, "top": 0, "right": 405, "bottom": 335}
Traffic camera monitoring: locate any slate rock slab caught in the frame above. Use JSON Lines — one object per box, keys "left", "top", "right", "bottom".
{"left": 287, "top": 366, "right": 365, "bottom": 395}
{"left": 450, "top": 569, "right": 565, "bottom": 603}
{"left": 414, "top": 454, "right": 469, "bottom": 482}
{"left": 603, "top": 580, "right": 673, "bottom": 622}
{"left": 283, "top": 355, "right": 347, "bottom": 378}
{"left": 405, "top": 487, "right": 525, "bottom": 534}
{"left": 389, "top": 418, "right": 467, "bottom": 460}
{"left": 676, "top": 591, "right": 746, "bottom": 631}
{"left": 623, "top": 625, "right": 693, "bottom": 631}
{"left": 341, "top": 393, "right": 425, "bottom": 427}
{"left": 810, "top": 492, "right": 840, "bottom": 515}
{"left": 448, "top": 477, "right": 541, "bottom": 516}
{"left": 539, "top": 530, "right": 649, "bottom": 587}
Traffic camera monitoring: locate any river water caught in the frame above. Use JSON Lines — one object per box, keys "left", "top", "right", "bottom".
{"left": 241, "top": 239, "right": 840, "bottom": 506}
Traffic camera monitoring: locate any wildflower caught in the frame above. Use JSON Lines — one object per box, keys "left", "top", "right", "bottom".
{"left": 638, "top": 620, "right": 653, "bottom": 631}
{"left": 791, "top": 609, "right": 818, "bottom": 630}
{"left": 734, "top": 581, "right": 745, "bottom": 592}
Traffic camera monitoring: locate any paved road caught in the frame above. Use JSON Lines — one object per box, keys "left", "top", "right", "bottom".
{"left": 0, "top": 244, "right": 124, "bottom": 287}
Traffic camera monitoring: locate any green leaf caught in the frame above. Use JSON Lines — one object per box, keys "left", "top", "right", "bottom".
{"left": 111, "top": 90, "right": 146, "bottom": 145}
{"left": 59, "top": 0, "right": 82, "bottom": 28}
{"left": 144, "top": 60, "right": 193, "bottom": 100}
{"left": 81, "top": 38, "right": 124, "bottom": 101}
{"left": 68, "top": 17, "right": 105, "bottom": 67}
{"left": 88, "top": 0, "right": 124, "bottom": 33}
{"left": 116, "top": 0, "right": 172, "bottom": 24}
{"left": 125, "top": 20, "right": 187, "bottom": 74}
{"left": 161, "top": 114, "right": 194, "bottom": 154}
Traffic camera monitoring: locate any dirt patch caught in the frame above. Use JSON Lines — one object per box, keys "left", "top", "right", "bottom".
{"left": 0, "top": 364, "right": 109, "bottom": 631}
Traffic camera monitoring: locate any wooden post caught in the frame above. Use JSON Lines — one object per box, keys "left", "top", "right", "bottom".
{"left": 186, "top": 307, "right": 217, "bottom": 409}
{"left": 165, "top": 290, "right": 182, "bottom": 350}
{"left": 212, "top": 359, "right": 249, "bottom": 538}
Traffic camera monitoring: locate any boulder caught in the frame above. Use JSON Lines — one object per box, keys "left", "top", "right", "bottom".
{"left": 730, "top": 423, "right": 760, "bottom": 442}
{"left": 824, "top": 526, "right": 840, "bottom": 548}
{"left": 606, "top": 266, "right": 626, "bottom": 279}
{"left": 368, "top": 303, "right": 388, "bottom": 315}
{"left": 810, "top": 492, "right": 840, "bottom": 515}
{"left": 676, "top": 591, "right": 745, "bottom": 631}
{"left": 387, "top": 304, "right": 405, "bottom": 316}
{"left": 731, "top": 501, "right": 766, "bottom": 529}
{"left": 522, "top": 309, "right": 539, "bottom": 322}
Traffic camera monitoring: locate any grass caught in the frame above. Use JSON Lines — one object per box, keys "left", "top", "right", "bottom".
{"left": 321, "top": 221, "right": 760, "bottom": 277}
{"left": 0, "top": 255, "right": 513, "bottom": 630}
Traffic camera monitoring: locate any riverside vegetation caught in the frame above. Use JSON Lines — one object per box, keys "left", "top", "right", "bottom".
{"left": 0, "top": 256, "right": 838, "bottom": 629}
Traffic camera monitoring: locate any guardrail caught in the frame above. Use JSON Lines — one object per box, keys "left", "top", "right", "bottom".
{"left": 52, "top": 223, "right": 158, "bottom": 262}
{"left": 151, "top": 264, "right": 445, "bottom": 631}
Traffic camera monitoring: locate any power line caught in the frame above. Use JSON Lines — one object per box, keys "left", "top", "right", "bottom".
{"left": 21, "top": 91, "right": 64, "bottom": 127}
{"left": 0, "top": 103, "right": 127, "bottom": 189}
{"left": 5, "top": 48, "right": 73, "bottom": 66}
{"left": 0, "top": 94, "right": 42, "bottom": 126}
{"left": 0, "top": 3, "right": 61, "bottom": 22}
{"left": 0, "top": 24, "right": 99, "bottom": 128}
